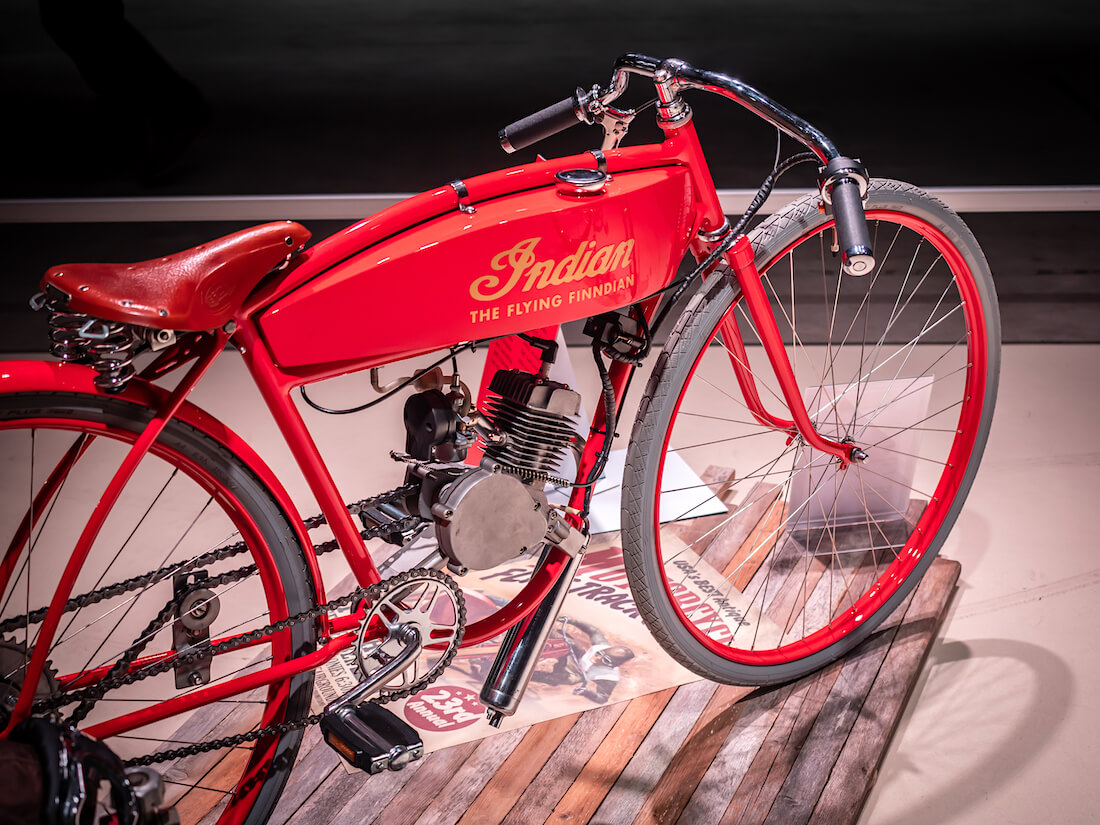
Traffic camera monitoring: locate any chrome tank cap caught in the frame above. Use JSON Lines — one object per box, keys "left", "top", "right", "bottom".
{"left": 555, "top": 168, "right": 607, "bottom": 196}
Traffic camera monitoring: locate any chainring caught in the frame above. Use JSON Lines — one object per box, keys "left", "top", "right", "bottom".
{"left": 355, "top": 568, "right": 467, "bottom": 701}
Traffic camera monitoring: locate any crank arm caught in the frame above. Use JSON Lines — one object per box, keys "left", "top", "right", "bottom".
{"left": 324, "top": 623, "right": 421, "bottom": 715}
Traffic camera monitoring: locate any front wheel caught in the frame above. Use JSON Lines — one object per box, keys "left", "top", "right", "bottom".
{"left": 622, "top": 180, "right": 999, "bottom": 684}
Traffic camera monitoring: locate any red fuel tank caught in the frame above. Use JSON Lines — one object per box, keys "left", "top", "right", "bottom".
{"left": 258, "top": 165, "right": 695, "bottom": 370}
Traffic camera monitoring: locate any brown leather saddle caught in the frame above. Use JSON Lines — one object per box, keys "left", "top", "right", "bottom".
{"left": 41, "top": 221, "right": 311, "bottom": 331}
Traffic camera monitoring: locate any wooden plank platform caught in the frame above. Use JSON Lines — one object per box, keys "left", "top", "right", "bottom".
{"left": 247, "top": 556, "right": 959, "bottom": 825}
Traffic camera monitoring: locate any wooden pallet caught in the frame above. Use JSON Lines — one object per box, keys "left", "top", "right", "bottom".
{"left": 245, "top": 556, "right": 957, "bottom": 825}
{"left": 169, "top": 461, "right": 957, "bottom": 825}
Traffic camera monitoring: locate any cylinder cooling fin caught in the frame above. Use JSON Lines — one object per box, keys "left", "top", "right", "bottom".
{"left": 481, "top": 369, "right": 581, "bottom": 480}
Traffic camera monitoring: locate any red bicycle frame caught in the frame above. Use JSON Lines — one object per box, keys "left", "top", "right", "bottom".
{"left": 1, "top": 96, "right": 858, "bottom": 742}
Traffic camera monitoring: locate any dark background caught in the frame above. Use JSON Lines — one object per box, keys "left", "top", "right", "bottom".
{"left": 2, "top": 0, "right": 1098, "bottom": 348}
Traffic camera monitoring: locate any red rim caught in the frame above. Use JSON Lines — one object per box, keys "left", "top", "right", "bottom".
{"left": 0, "top": 411, "right": 300, "bottom": 824}
{"left": 652, "top": 209, "right": 988, "bottom": 666}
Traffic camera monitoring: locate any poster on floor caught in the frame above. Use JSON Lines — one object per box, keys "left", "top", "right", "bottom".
{"left": 311, "top": 522, "right": 781, "bottom": 772}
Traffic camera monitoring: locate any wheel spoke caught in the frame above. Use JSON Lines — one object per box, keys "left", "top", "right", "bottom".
{"left": 57, "top": 469, "right": 181, "bottom": 651}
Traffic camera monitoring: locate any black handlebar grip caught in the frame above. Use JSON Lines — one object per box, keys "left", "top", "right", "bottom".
{"left": 830, "top": 180, "right": 874, "bottom": 276}
{"left": 821, "top": 157, "right": 875, "bottom": 277}
{"left": 499, "top": 96, "right": 583, "bottom": 154}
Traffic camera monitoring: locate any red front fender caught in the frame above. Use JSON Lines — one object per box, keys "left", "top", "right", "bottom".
{"left": 0, "top": 358, "right": 327, "bottom": 606}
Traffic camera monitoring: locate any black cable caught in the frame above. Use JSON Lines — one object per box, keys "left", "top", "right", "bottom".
{"left": 729, "top": 151, "right": 818, "bottom": 237}
{"left": 298, "top": 343, "right": 477, "bottom": 415}
{"left": 516, "top": 332, "right": 558, "bottom": 365}
{"left": 581, "top": 339, "right": 618, "bottom": 511}
{"left": 647, "top": 151, "right": 819, "bottom": 341}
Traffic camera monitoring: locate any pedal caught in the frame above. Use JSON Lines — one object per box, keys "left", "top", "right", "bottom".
{"left": 357, "top": 501, "right": 415, "bottom": 546}
{"left": 320, "top": 703, "right": 423, "bottom": 774}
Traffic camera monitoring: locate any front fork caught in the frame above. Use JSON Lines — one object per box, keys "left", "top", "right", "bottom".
{"left": 723, "top": 235, "right": 859, "bottom": 469}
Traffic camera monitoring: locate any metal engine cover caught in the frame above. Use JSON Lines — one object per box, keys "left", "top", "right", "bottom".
{"left": 434, "top": 467, "right": 548, "bottom": 570}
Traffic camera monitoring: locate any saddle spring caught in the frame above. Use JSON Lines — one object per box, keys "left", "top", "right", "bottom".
{"left": 86, "top": 322, "right": 137, "bottom": 392}
{"left": 34, "top": 291, "right": 137, "bottom": 392}
{"left": 45, "top": 302, "right": 92, "bottom": 363}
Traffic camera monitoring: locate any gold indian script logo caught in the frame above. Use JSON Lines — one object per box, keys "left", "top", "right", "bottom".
{"left": 471, "top": 236, "right": 634, "bottom": 302}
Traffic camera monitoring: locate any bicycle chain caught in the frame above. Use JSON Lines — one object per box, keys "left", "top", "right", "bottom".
{"left": 0, "top": 482, "right": 421, "bottom": 635}
{"left": 121, "top": 568, "right": 466, "bottom": 768}
{"left": 20, "top": 482, "right": 440, "bottom": 755}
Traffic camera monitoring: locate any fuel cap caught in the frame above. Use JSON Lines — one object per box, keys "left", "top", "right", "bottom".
{"left": 555, "top": 168, "right": 607, "bottom": 196}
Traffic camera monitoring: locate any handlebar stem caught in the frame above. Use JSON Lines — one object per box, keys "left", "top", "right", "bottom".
{"left": 653, "top": 62, "right": 693, "bottom": 127}
{"left": 604, "top": 54, "right": 840, "bottom": 162}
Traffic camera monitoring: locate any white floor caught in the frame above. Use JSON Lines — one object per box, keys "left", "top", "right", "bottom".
{"left": 857, "top": 345, "right": 1100, "bottom": 825}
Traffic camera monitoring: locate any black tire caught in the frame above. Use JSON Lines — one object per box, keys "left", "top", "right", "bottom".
{"left": 621, "top": 180, "right": 1000, "bottom": 684}
{"left": 0, "top": 392, "right": 318, "bottom": 825}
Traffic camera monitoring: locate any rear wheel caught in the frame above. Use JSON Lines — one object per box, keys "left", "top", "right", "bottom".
{"left": 622, "top": 180, "right": 999, "bottom": 684}
{"left": 0, "top": 392, "right": 318, "bottom": 825}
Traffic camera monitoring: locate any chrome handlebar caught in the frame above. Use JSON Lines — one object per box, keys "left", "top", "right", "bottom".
{"left": 594, "top": 55, "right": 874, "bottom": 275}
{"left": 600, "top": 54, "right": 840, "bottom": 162}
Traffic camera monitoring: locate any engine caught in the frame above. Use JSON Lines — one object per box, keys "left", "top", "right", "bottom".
{"left": 404, "top": 367, "right": 580, "bottom": 572}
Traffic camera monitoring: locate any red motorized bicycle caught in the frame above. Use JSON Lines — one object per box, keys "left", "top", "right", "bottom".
{"left": 0, "top": 55, "right": 999, "bottom": 824}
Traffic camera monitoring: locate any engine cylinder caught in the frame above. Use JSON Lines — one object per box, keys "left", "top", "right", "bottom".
{"left": 422, "top": 368, "right": 582, "bottom": 571}
{"left": 481, "top": 369, "right": 581, "bottom": 480}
